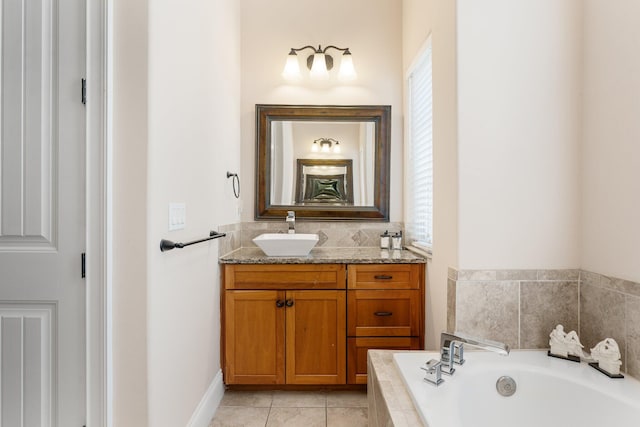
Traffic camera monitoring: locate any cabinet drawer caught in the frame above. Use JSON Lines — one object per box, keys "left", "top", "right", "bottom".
{"left": 347, "top": 337, "right": 420, "bottom": 384}
{"left": 347, "top": 264, "right": 421, "bottom": 289}
{"left": 224, "top": 264, "right": 346, "bottom": 290}
{"left": 347, "top": 290, "right": 420, "bottom": 337}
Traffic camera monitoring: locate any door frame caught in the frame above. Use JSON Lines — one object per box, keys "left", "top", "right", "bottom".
{"left": 86, "top": 0, "right": 110, "bottom": 425}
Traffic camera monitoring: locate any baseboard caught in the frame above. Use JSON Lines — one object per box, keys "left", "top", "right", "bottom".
{"left": 186, "top": 369, "right": 225, "bottom": 427}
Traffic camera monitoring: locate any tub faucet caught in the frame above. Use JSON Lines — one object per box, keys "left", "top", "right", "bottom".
{"left": 421, "top": 359, "right": 444, "bottom": 386}
{"left": 440, "top": 331, "right": 510, "bottom": 375}
{"left": 286, "top": 211, "right": 295, "bottom": 234}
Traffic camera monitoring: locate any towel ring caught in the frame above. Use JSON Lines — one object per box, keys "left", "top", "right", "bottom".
{"left": 227, "top": 172, "right": 240, "bottom": 199}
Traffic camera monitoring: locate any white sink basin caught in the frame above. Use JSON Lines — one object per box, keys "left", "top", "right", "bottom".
{"left": 252, "top": 233, "right": 319, "bottom": 257}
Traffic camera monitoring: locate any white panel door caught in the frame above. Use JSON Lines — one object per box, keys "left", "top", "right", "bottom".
{"left": 0, "top": 0, "right": 86, "bottom": 426}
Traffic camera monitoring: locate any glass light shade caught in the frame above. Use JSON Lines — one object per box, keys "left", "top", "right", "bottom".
{"left": 282, "top": 54, "right": 302, "bottom": 81}
{"left": 333, "top": 142, "right": 341, "bottom": 153}
{"left": 311, "top": 141, "right": 319, "bottom": 152}
{"left": 309, "top": 53, "right": 330, "bottom": 80}
{"left": 338, "top": 53, "right": 357, "bottom": 81}
{"left": 321, "top": 141, "right": 331, "bottom": 153}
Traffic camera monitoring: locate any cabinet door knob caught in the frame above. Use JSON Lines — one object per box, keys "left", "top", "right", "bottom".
{"left": 374, "top": 275, "right": 393, "bottom": 280}
{"left": 374, "top": 311, "right": 393, "bottom": 317}
{"left": 285, "top": 299, "right": 294, "bottom": 307}
{"left": 276, "top": 300, "right": 285, "bottom": 308}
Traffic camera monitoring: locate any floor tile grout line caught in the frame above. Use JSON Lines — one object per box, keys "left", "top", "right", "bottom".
{"left": 264, "top": 404, "right": 270, "bottom": 427}
{"left": 265, "top": 395, "right": 273, "bottom": 427}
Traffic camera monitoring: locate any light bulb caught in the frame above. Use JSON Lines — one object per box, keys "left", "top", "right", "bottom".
{"left": 309, "top": 53, "right": 330, "bottom": 80}
{"left": 338, "top": 53, "right": 357, "bottom": 81}
{"left": 282, "top": 53, "right": 302, "bottom": 81}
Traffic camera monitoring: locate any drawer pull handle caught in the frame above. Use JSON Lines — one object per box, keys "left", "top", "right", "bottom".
{"left": 276, "top": 300, "right": 285, "bottom": 308}
{"left": 285, "top": 299, "right": 294, "bottom": 307}
{"left": 374, "top": 275, "right": 393, "bottom": 280}
{"left": 374, "top": 311, "right": 393, "bottom": 317}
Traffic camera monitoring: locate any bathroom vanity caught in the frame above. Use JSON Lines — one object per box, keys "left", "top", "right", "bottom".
{"left": 220, "top": 248, "right": 426, "bottom": 386}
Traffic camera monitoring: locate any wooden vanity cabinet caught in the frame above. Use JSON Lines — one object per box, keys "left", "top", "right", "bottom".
{"left": 347, "top": 264, "right": 424, "bottom": 384}
{"left": 222, "top": 262, "right": 425, "bottom": 386}
{"left": 222, "top": 264, "right": 347, "bottom": 385}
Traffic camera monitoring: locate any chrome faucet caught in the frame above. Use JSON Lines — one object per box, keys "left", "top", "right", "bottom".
{"left": 440, "top": 331, "right": 510, "bottom": 375}
{"left": 286, "top": 211, "right": 295, "bottom": 234}
{"left": 421, "top": 359, "right": 444, "bottom": 386}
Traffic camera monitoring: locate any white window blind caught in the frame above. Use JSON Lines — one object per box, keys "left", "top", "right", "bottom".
{"left": 405, "top": 40, "right": 433, "bottom": 249}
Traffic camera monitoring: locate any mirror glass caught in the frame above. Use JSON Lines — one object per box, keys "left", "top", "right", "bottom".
{"left": 256, "top": 105, "right": 390, "bottom": 220}
{"left": 270, "top": 122, "right": 373, "bottom": 206}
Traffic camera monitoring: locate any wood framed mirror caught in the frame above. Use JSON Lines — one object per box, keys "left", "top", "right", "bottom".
{"left": 255, "top": 105, "right": 391, "bottom": 221}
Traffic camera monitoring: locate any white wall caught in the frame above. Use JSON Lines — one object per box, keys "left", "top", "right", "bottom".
{"left": 581, "top": 0, "right": 640, "bottom": 283}
{"left": 146, "top": 1, "right": 241, "bottom": 425}
{"left": 457, "top": 0, "right": 582, "bottom": 269}
{"left": 112, "top": 0, "right": 241, "bottom": 425}
{"left": 404, "top": 0, "right": 584, "bottom": 347}
{"left": 240, "top": 0, "right": 403, "bottom": 221}
{"left": 403, "top": 0, "right": 459, "bottom": 349}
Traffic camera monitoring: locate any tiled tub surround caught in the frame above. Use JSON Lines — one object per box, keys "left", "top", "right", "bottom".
{"left": 218, "top": 221, "right": 405, "bottom": 256}
{"left": 580, "top": 271, "right": 640, "bottom": 379}
{"left": 449, "top": 269, "right": 640, "bottom": 379}
{"left": 447, "top": 269, "right": 580, "bottom": 351}
{"left": 367, "top": 350, "right": 423, "bottom": 427}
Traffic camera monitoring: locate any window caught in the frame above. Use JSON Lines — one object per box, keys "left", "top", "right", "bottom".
{"left": 405, "top": 38, "right": 433, "bottom": 251}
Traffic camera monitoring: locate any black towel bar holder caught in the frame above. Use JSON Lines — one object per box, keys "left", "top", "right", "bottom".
{"left": 160, "top": 230, "right": 226, "bottom": 252}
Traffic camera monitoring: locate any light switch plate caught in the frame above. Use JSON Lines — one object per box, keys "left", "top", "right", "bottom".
{"left": 169, "top": 203, "right": 186, "bottom": 231}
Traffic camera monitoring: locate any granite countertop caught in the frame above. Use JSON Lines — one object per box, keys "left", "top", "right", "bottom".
{"left": 219, "top": 247, "right": 427, "bottom": 264}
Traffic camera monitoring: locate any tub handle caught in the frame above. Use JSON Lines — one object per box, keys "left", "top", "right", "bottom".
{"left": 421, "top": 359, "right": 444, "bottom": 386}
{"left": 374, "top": 311, "right": 393, "bottom": 317}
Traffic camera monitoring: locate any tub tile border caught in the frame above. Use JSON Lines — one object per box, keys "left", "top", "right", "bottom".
{"left": 449, "top": 268, "right": 640, "bottom": 381}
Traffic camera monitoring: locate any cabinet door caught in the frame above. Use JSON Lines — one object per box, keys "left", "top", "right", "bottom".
{"left": 224, "top": 290, "right": 285, "bottom": 384}
{"left": 285, "top": 290, "right": 347, "bottom": 384}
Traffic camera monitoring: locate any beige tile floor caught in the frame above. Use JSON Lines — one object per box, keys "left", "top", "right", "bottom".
{"left": 209, "top": 390, "right": 368, "bottom": 427}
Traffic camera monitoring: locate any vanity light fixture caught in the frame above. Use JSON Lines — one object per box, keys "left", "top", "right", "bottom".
{"left": 312, "top": 138, "right": 341, "bottom": 153}
{"left": 282, "top": 45, "right": 357, "bottom": 82}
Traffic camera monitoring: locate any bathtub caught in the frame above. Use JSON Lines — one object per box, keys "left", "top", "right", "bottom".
{"left": 393, "top": 350, "right": 640, "bottom": 427}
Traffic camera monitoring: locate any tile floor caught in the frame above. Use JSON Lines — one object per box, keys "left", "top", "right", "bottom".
{"left": 209, "top": 390, "right": 368, "bottom": 427}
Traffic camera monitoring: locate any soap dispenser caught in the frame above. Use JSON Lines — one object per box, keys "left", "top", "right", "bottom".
{"left": 380, "top": 230, "right": 390, "bottom": 249}
{"left": 391, "top": 231, "right": 403, "bottom": 250}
